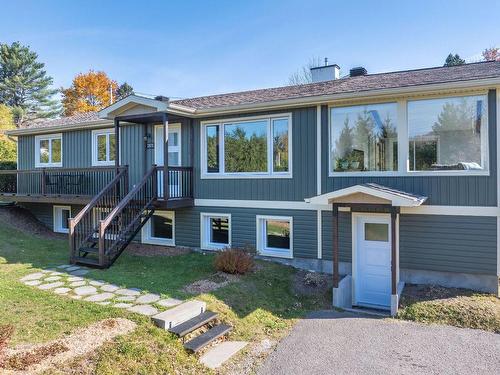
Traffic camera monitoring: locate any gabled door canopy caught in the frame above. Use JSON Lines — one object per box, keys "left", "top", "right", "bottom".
{"left": 306, "top": 183, "right": 427, "bottom": 207}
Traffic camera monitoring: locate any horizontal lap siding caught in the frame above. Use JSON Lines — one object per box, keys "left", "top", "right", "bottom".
{"left": 321, "top": 90, "right": 498, "bottom": 206}
{"left": 400, "top": 215, "right": 497, "bottom": 275}
{"left": 193, "top": 107, "right": 317, "bottom": 201}
{"left": 175, "top": 207, "right": 317, "bottom": 258}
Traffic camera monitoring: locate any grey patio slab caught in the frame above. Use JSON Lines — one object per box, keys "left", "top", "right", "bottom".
{"left": 70, "top": 281, "right": 86, "bottom": 287}
{"left": 20, "top": 272, "right": 45, "bottom": 281}
{"left": 67, "top": 276, "right": 84, "bottom": 282}
{"left": 44, "top": 276, "right": 62, "bottom": 282}
{"left": 115, "top": 288, "right": 141, "bottom": 296}
{"left": 84, "top": 292, "right": 115, "bottom": 302}
{"left": 127, "top": 304, "right": 159, "bottom": 316}
{"left": 73, "top": 286, "right": 98, "bottom": 296}
{"left": 116, "top": 295, "right": 136, "bottom": 302}
{"left": 200, "top": 341, "right": 248, "bottom": 369}
{"left": 38, "top": 281, "right": 65, "bottom": 290}
{"left": 101, "top": 284, "right": 119, "bottom": 292}
{"left": 70, "top": 269, "right": 89, "bottom": 276}
{"left": 53, "top": 287, "right": 72, "bottom": 294}
{"left": 156, "top": 298, "right": 183, "bottom": 308}
{"left": 56, "top": 264, "right": 72, "bottom": 269}
{"left": 136, "top": 293, "right": 160, "bottom": 304}
{"left": 65, "top": 266, "right": 81, "bottom": 272}
{"left": 89, "top": 280, "right": 105, "bottom": 286}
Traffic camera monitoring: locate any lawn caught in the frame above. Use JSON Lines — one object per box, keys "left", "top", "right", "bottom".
{"left": 0, "top": 219, "right": 329, "bottom": 374}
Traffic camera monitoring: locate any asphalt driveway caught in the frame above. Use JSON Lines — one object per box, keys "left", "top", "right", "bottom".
{"left": 258, "top": 310, "right": 500, "bottom": 375}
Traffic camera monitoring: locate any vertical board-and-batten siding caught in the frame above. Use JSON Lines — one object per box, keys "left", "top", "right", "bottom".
{"left": 175, "top": 206, "right": 317, "bottom": 259}
{"left": 321, "top": 211, "right": 497, "bottom": 275}
{"left": 322, "top": 90, "right": 498, "bottom": 206}
{"left": 193, "top": 107, "right": 317, "bottom": 201}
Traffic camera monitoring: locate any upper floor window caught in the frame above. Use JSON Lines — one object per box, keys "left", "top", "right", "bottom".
{"left": 201, "top": 114, "right": 291, "bottom": 178}
{"left": 408, "top": 95, "right": 488, "bottom": 172}
{"left": 92, "top": 129, "right": 116, "bottom": 166}
{"left": 330, "top": 103, "right": 398, "bottom": 173}
{"left": 35, "top": 134, "right": 62, "bottom": 167}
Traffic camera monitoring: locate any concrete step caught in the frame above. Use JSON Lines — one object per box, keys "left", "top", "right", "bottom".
{"left": 184, "top": 324, "right": 232, "bottom": 353}
{"left": 200, "top": 341, "right": 248, "bottom": 369}
{"left": 152, "top": 300, "right": 206, "bottom": 330}
{"left": 168, "top": 311, "right": 218, "bottom": 337}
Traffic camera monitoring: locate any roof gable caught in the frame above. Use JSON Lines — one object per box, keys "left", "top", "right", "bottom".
{"left": 98, "top": 95, "right": 169, "bottom": 119}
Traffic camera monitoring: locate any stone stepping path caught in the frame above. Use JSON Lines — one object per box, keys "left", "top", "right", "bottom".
{"left": 20, "top": 265, "right": 183, "bottom": 316}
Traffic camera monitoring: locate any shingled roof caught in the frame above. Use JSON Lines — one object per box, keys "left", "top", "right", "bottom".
{"left": 19, "top": 61, "right": 500, "bottom": 130}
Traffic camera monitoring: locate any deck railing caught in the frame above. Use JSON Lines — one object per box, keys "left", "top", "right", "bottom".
{"left": 0, "top": 166, "right": 119, "bottom": 197}
{"left": 155, "top": 166, "right": 193, "bottom": 199}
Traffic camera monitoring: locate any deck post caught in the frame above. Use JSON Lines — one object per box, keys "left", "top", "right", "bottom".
{"left": 391, "top": 208, "right": 398, "bottom": 295}
{"left": 332, "top": 203, "right": 339, "bottom": 288}
{"left": 163, "top": 113, "right": 169, "bottom": 200}
{"left": 114, "top": 118, "right": 120, "bottom": 175}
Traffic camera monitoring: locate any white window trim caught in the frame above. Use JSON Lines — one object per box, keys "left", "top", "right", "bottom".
{"left": 92, "top": 128, "right": 116, "bottom": 166}
{"left": 200, "top": 212, "right": 231, "bottom": 250}
{"left": 153, "top": 123, "right": 182, "bottom": 166}
{"left": 256, "top": 215, "right": 293, "bottom": 259}
{"left": 200, "top": 113, "right": 293, "bottom": 179}
{"left": 141, "top": 211, "right": 175, "bottom": 246}
{"left": 53, "top": 205, "right": 71, "bottom": 234}
{"left": 35, "top": 133, "right": 62, "bottom": 168}
{"left": 328, "top": 93, "right": 490, "bottom": 177}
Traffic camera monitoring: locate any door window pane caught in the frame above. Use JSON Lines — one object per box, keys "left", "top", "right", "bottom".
{"left": 272, "top": 118, "right": 289, "bottom": 172}
{"left": 206, "top": 125, "right": 220, "bottom": 173}
{"left": 331, "top": 103, "right": 398, "bottom": 172}
{"left": 408, "top": 95, "right": 486, "bottom": 171}
{"left": 365, "top": 223, "right": 389, "bottom": 242}
{"left": 168, "top": 152, "right": 179, "bottom": 166}
{"left": 210, "top": 217, "right": 229, "bottom": 244}
{"left": 151, "top": 213, "right": 173, "bottom": 239}
{"left": 224, "top": 121, "right": 268, "bottom": 173}
{"left": 265, "top": 220, "right": 290, "bottom": 249}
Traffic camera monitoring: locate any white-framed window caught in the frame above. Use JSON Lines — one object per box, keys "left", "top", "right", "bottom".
{"left": 35, "top": 134, "right": 62, "bottom": 167}
{"left": 200, "top": 213, "right": 231, "bottom": 250}
{"left": 92, "top": 129, "right": 116, "bottom": 166}
{"left": 141, "top": 211, "right": 175, "bottom": 246}
{"left": 201, "top": 114, "right": 292, "bottom": 178}
{"left": 53, "top": 205, "right": 71, "bottom": 233}
{"left": 328, "top": 93, "right": 490, "bottom": 177}
{"left": 256, "top": 215, "right": 293, "bottom": 258}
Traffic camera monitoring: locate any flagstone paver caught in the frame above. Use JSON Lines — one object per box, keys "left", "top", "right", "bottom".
{"left": 65, "top": 266, "right": 80, "bottom": 272}
{"left": 71, "top": 269, "right": 89, "bottom": 276}
{"left": 74, "top": 286, "right": 98, "bottom": 296}
{"left": 24, "top": 280, "right": 43, "bottom": 286}
{"left": 116, "top": 288, "right": 141, "bottom": 296}
{"left": 70, "top": 281, "right": 86, "bottom": 287}
{"left": 89, "top": 280, "right": 105, "bottom": 286}
{"left": 71, "top": 295, "right": 83, "bottom": 300}
{"left": 54, "top": 287, "right": 72, "bottom": 294}
{"left": 44, "top": 276, "right": 62, "bottom": 282}
{"left": 98, "top": 301, "right": 111, "bottom": 305}
{"left": 67, "top": 276, "right": 84, "bottom": 282}
{"left": 20, "top": 272, "right": 45, "bottom": 281}
{"left": 113, "top": 303, "right": 134, "bottom": 309}
{"left": 127, "top": 304, "right": 159, "bottom": 316}
{"left": 57, "top": 264, "right": 72, "bottom": 269}
{"left": 84, "top": 292, "right": 115, "bottom": 302}
{"left": 136, "top": 293, "right": 160, "bottom": 304}
{"left": 38, "top": 281, "right": 65, "bottom": 290}
{"left": 157, "top": 298, "right": 183, "bottom": 308}
{"left": 49, "top": 271, "right": 64, "bottom": 276}
{"left": 101, "top": 284, "right": 119, "bottom": 292}
{"left": 116, "top": 296, "right": 136, "bottom": 302}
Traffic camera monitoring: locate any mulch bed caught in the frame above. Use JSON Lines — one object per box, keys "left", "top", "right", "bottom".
{"left": 292, "top": 269, "right": 333, "bottom": 297}
{"left": 125, "top": 243, "right": 191, "bottom": 257}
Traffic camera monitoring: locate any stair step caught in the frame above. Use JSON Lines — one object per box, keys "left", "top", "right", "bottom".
{"left": 184, "top": 324, "right": 232, "bottom": 353}
{"left": 168, "top": 311, "right": 218, "bottom": 337}
{"left": 79, "top": 246, "right": 98, "bottom": 254}
{"left": 152, "top": 300, "right": 206, "bottom": 330}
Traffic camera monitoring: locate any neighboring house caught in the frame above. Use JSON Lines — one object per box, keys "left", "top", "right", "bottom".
{"left": 3, "top": 61, "right": 500, "bottom": 315}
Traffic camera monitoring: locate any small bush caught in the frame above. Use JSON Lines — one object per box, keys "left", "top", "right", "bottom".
{"left": 214, "top": 248, "right": 254, "bottom": 275}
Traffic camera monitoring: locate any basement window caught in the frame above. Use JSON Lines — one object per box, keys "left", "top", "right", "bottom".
{"left": 200, "top": 213, "right": 231, "bottom": 250}
{"left": 256, "top": 215, "right": 293, "bottom": 258}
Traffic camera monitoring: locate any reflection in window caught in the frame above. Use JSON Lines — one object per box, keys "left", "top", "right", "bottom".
{"left": 265, "top": 219, "right": 290, "bottom": 249}
{"left": 210, "top": 217, "right": 229, "bottom": 245}
{"left": 272, "top": 118, "right": 289, "bottom": 172}
{"left": 151, "top": 213, "right": 173, "bottom": 240}
{"left": 330, "top": 103, "right": 398, "bottom": 172}
{"left": 364, "top": 223, "right": 389, "bottom": 242}
{"left": 408, "top": 95, "right": 487, "bottom": 171}
{"left": 36, "top": 135, "right": 62, "bottom": 166}
{"left": 224, "top": 121, "right": 268, "bottom": 173}
{"left": 206, "top": 125, "right": 220, "bottom": 173}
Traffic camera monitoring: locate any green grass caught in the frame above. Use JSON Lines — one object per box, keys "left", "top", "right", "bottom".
{"left": 0, "top": 221, "right": 328, "bottom": 374}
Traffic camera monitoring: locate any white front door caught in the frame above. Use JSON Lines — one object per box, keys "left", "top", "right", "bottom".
{"left": 354, "top": 214, "right": 391, "bottom": 309}
{"left": 154, "top": 124, "right": 181, "bottom": 198}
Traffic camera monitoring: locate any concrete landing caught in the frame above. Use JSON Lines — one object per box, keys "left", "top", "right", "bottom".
{"left": 152, "top": 300, "right": 206, "bottom": 329}
{"left": 200, "top": 341, "right": 248, "bottom": 369}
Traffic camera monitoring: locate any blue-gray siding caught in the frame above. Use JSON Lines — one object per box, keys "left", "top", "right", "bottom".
{"left": 322, "top": 90, "right": 498, "bottom": 206}
{"left": 19, "top": 202, "right": 84, "bottom": 230}
{"left": 192, "top": 108, "right": 318, "bottom": 201}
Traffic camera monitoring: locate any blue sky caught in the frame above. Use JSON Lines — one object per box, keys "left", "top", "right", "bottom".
{"left": 1, "top": 0, "right": 499, "bottom": 99}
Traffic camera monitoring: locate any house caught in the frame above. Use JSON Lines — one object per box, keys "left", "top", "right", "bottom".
{"left": 3, "top": 61, "right": 500, "bottom": 315}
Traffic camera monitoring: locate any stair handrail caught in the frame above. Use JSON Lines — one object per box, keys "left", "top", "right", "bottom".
{"left": 68, "top": 166, "right": 128, "bottom": 262}
{"left": 98, "top": 165, "right": 157, "bottom": 262}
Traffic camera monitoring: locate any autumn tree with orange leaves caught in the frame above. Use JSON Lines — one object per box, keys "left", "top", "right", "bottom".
{"left": 61, "top": 71, "right": 119, "bottom": 116}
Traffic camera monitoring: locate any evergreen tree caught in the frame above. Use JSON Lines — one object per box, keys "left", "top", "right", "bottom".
{"left": 115, "top": 82, "right": 134, "bottom": 100}
{"left": 334, "top": 118, "right": 354, "bottom": 160}
{"left": 0, "top": 42, "right": 60, "bottom": 126}
{"left": 444, "top": 53, "right": 465, "bottom": 67}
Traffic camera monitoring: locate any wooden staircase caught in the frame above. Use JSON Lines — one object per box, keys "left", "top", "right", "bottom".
{"left": 69, "top": 166, "right": 158, "bottom": 268}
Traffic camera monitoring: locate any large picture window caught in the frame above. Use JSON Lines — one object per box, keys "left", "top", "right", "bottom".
{"left": 92, "top": 129, "right": 116, "bottom": 166}
{"left": 35, "top": 134, "right": 62, "bottom": 167}
{"left": 408, "top": 95, "right": 487, "bottom": 171}
{"left": 202, "top": 115, "right": 291, "bottom": 177}
{"left": 330, "top": 103, "right": 398, "bottom": 173}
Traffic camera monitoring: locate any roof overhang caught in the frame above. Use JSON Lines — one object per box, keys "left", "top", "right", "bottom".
{"left": 306, "top": 184, "right": 427, "bottom": 207}
{"left": 98, "top": 94, "right": 170, "bottom": 119}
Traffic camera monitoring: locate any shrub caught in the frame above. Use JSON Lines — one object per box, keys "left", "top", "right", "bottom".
{"left": 214, "top": 248, "right": 254, "bottom": 275}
